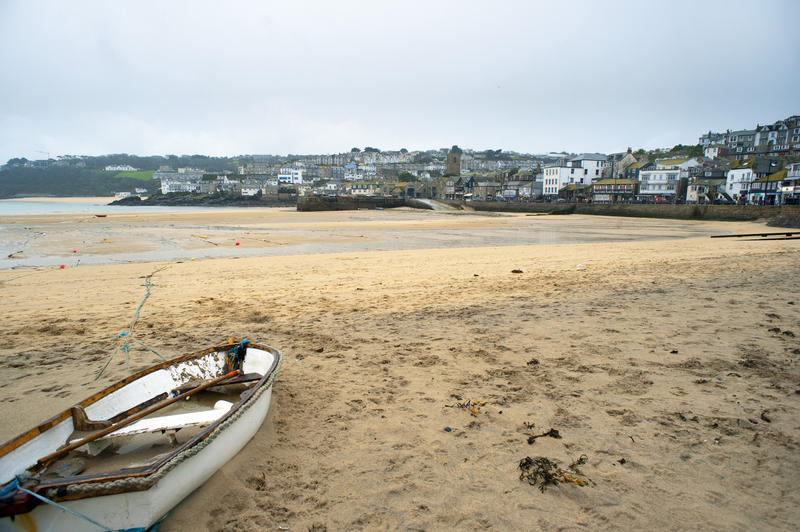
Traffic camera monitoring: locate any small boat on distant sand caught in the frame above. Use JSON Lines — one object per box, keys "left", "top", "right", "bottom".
{"left": 0, "top": 340, "right": 281, "bottom": 531}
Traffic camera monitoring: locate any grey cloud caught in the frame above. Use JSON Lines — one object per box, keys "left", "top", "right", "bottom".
{"left": 1, "top": 0, "right": 798, "bottom": 160}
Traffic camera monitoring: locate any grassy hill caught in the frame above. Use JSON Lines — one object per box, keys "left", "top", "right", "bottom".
{"left": 0, "top": 167, "right": 155, "bottom": 197}
{"left": 112, "top": 170, "right": 155, "bottom": 181}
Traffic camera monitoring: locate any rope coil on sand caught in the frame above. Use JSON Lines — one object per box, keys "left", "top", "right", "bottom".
{"left": 95, "top": 267, "right": 169, "bottom": 380}
{"left": 47, "top": 357, "right": 281, "bottom": 499}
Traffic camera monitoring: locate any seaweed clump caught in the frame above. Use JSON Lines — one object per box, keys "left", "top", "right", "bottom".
{"left": 518, "top": 456, "right": 589, "bottom": 492}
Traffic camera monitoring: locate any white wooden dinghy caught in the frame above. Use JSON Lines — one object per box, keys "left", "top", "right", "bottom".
{"left": 0, "top": 340, "right": 281, "bottom": 531}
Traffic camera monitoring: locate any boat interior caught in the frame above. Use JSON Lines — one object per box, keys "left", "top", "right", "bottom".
{"left": 0, "top": 344, "right": 278, "bottom": 491}
{"left": 42, "top": 384, "right": 251, "bottom": 482}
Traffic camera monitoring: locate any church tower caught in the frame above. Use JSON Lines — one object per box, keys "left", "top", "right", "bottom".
{"left": 446, "top": 145, "right": 462, "bottom": 176}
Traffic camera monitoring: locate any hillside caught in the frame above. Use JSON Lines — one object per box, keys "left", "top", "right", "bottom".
{"left": 0, "top": 167, "right": 156, "bottom": 197}
{"left": 0, "top": 154, "right": 240, "bottom": 197}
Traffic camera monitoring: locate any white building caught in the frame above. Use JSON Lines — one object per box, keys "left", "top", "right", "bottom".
{"left": 704, "top": 146, "right": 727, "bottom": 159}
{"left": 277, "top": 167, "right": 303, "bottom": 184}
{"left": 698, "top": 132, "right": 726, "bottom": 147}
{"left": 343, "top": 165, "right": 361, "bottom": 181}
{"left": 160, "top": 178, "right": 198, "bottom": 194}
{"left": 638, "top": 168, "right": 680, "bottom": 198}
{"left": 637, "top": 157, "right": 699, "bottom": 199}
{"left": 105, "top": 164, "right": 138, "bottom": 172}
{"left": 782, "top": 162, "right": 800, "bottom": 203}
{"left": 541, "top": 154, "right": 608, "bottom": 196}
{"left": 726, "top": 166, "right": 756, "bottom": 201}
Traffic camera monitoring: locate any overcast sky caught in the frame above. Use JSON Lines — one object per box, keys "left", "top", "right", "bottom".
{"left": 1, "top": 0, "right": 798, "bottom": 161}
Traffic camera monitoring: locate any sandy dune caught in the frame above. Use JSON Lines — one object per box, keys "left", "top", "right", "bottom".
{"left": 0, "top": 210, "right": 798, "bottom": 530}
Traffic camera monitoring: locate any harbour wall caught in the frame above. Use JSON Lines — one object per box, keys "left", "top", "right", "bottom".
{"left": 440, "top": 201, "right": 800, "bottom": 222}
{"left": 297, "top": 197, "right": 407, "bottom": 211}
{"left": 297, "top": 196, "right": 800, "bottom": 225}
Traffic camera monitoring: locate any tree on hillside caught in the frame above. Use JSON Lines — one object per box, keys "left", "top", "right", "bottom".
{"left": 482, "top": 149, "right": 510, "bottom": 161}
{"left": 0, "top": 166, "right": 155, "bottom": 196}
{"left": 668, "top": 144, "right": 703, "bottom": 158}
{"left": 397, "top": 171, "right": 418, "bottom": 182}
{"left": 4, "top": 157, "right": 28, "bottom": 167}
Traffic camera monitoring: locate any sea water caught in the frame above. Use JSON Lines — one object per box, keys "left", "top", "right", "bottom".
{"left": 0, "top": 198, "right": 217, "bottom": 215}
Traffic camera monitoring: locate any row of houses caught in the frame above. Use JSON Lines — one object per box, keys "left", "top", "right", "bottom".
{"left": 444, "top": 175, "right": 541, "bottom": 201}
{"left": 442, "top": 155, "right": 800, "bottom": 205}
{"left": 157, "top": 165, "right": 306, "bottom": 194}
{"left": 151, "top": 156, "right": 800, "bottom": 205}
{"left": 698, "top": 115, "right": 800, "bottom": 158}
{"left": 597, "top": 160, "right": 799, "bottom": 205}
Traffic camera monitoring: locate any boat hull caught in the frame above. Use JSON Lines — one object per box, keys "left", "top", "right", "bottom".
{"left": 1, "top": 386, "right": 273, "bottom": 532}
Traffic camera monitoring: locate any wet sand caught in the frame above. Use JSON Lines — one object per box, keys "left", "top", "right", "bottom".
{"left": 0, "top": 210, "right": 798, "bottom": 530}
{"left": 2, "top": 207, "right": 726, "bottom": 269}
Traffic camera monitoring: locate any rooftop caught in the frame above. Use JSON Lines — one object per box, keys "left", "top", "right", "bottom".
{"left": 570, "top": 153, "right": 608, "bottom": 162}
{"left": 731, "top": 158, "right": 753, "bottom": 169}
{"left": 658, "top": 157, "right": 689, "bottom": 167}
{"left": 593, "top": 178, "right": 638, "bottom": 185}
{"left": 754, "top": 169, "right": 787, "bottom": 183}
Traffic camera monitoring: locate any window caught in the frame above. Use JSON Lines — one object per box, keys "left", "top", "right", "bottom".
{"left": 571, "top": 168, "right": 574, "bottom": 174}
{"left": 595, "top": 169, "right": 599, "bottom": 176}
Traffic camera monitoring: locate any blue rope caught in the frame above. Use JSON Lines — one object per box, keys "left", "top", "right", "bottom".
{"left": 129, "top": 278, "right": 154, "bottom": 333}
{"left": 132, "top": 339, "right": 166, "bottom": 361}
{"left": 94, "top": 267, "right": 168, "bottom": 380}
{"left": 17, "top": 486, "right": 111, "bottom": 531}
{"left": 226, "top": 338, "right": 248, "bottom": 368}
{"left": 0, "top": 477, "right": 18, "bottom": 497}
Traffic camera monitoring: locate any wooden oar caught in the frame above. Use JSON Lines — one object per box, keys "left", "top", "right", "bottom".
{"left": 33, "top": 370, "right": 240, "bottom": 472}
{"left": 170, "top": 372, "right": 261, "bottom": 395}
{"left": 70, "top": 373, "right": 262, "bottom": 431}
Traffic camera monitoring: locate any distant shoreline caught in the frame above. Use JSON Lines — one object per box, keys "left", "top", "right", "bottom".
{"left": 0, "top": 196, "right": 116, "bottom": 203}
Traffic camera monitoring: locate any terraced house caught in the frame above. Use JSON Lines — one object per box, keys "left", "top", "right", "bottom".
{"left": 725, "top": 158, "right": 780, "bottom": 203}
{"left": 637, "top": 157, "right": 700, "bottom": 201}
{"left": 754, "top": 116, "right": 800, "bottom": 156}
{"left": 542, "top": 154, "right": 608, "bottom": 197}
{"left": 591, "top": 178, "right": 638, "bottom": 203}
{"left": 699, "top": 115, "right": 800, "bottom": 159}
{"left": 750, "top": 169, "right": 786, "bottom": 205}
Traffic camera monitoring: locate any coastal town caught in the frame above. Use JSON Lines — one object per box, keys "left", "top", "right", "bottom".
{"left": 4, "top": 114, "right": 799, "bottom": 206}
{"left": 3, "top": 2, "right": 799, "bottom": 530}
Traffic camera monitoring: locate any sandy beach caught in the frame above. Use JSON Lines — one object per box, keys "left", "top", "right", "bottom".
{"left": 0, "top": 209, "right": 798, "bottom": 530}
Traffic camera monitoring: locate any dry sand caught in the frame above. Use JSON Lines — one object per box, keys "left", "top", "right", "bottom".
{"left": 0, "top": 210, "right": 798, "bottom": 530}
